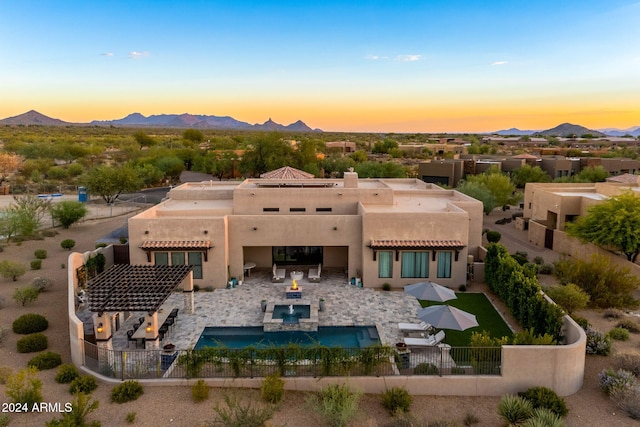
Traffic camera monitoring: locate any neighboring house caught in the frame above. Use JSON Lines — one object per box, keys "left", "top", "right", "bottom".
{"left": 128, "top": 167, "right": 484, "bottom": 289}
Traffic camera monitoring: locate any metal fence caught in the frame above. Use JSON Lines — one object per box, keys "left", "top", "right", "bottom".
{"left": 83, "top": 341, "right": 502, "bottom": 380}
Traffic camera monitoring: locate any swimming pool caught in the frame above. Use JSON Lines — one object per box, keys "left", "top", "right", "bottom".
{"left": 194, "top": 325, "right": 380, "bottom": 350}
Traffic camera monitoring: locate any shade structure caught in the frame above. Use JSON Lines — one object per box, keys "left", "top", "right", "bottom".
{"left": 416, "top": 305, "right": 479, "bottom": 331}
{"left": 404, "top": 281, "right": 457, "bottom": 302}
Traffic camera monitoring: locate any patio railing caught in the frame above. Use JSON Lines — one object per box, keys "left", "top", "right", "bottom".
{"left": 83, "top": 341, "right": 502, "bottom": 380}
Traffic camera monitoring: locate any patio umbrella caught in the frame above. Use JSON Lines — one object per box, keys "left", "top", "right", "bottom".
{"left": 416, "top": 305, "right": 479, "bottom": 331}
{"left": 404, "top": 281, "right": 457, "bottom": 302}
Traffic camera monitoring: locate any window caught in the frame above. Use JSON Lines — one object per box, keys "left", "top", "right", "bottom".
{"left": 154, "top": 252, "right": 168, "bottom": 265}
{"left": 154, "top": 251, "right": 203, "bottom": 279}
{"left": 378, "top": 251, "right": 393, "bottom": 278}
{"left": 401, "top": 251, "right": 429, "bottom": 278}
{"left": 316, "top": 207, "right": 332, "bottom": 212}
{"left": 290, "top": 207, "right": 306, "bottom": 212}
{"left": 437, "top": 251, "right": 452, "bottom": 278}
{"left": 263, "top": 208, "right": 279, "bottom": 212}
{"left": 188, "top": 252, "right": 203, "bottom": 279}
{"left": 171, "top": 252, "right": 185, "bottom": 266}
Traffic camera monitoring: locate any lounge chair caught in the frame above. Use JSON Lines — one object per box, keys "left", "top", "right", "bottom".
{"left": 398, "top": 321, "right": 432, "bottom": 334}
{"left": 272, "top": 264, "right": 286, "bottom": 283}
{"left": 308, "top": 264, "right": 321, "bottom": 282}
{"left": 403, "top": 330, "right": 446, "bottom": 347}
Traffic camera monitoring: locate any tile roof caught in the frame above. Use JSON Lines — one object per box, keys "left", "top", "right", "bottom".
{"left": 140, "top": 241, "right": 212, "bottom": 250}
{"left": 369, "top": 239, "right": 465, "bottom": 249}
{"left": 260, "top": 166, "right": 315, "bottom": 180}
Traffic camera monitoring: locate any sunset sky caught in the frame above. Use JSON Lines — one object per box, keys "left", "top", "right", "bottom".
{"left": 1, "top": 1, "right": 639, "bottom": 133}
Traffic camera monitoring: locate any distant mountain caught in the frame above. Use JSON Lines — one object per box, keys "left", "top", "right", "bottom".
{"left": 533, "top": 123, "right": 606, "bottom": 138}
{"left": 598, "top": 126, "right": 640, "bottom": 137}
{"left": 0, "top": 110, "right": 70, "bottom": 126}
{"left": 0, "top": 110, "right": 320, "bottom": 132}
{"left": 493, "top": 128, "right": 539, "bottom": 136}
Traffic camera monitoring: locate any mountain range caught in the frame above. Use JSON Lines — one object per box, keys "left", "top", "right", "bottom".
{"left": 0, "top": 110, "right": 321, "bottom": 132}
{"left": 495, "top": 123, "right": 640, "bottom": 138}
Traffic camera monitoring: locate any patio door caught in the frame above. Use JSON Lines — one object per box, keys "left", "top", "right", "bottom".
{"left": 272, "top": 246, "right": 323, "bottom": 265}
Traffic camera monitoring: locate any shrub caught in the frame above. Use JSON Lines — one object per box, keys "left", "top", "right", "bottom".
{"left": 610, "top": 387, "right": 640, "bottom": 420}
{"left": 511, "top": 328, "right": 556, "bottom": 345}
{"left": 382, "top": 283, "right": 391, "bottom": 291}
{"left": 13, "top": 313, "right": 48, "bottom": 334}
{"left": 533, "top": 256, "right": 544, "bottom": 265}
{"left": 603, "top": 308, "right": 624, "bottom": 319}
{"left": 16, "top": 333, "right": 48, "bottom": 353}
{"left": 111, "top": 380, "right": 144, "bottom": 403}
{"left": 192, "top": 379, "right": 209, "bottom": 403}
{"left": 0, "top": 414, "right": 8, "bottom": 427}
{"left": 413, "top": 363, "right": 439, "bottom": 375}
{"left": 119, "top": 237, "right": 128, "bottom": 244}
{"left": 46, "top": 392, "right": 100, "bottom": 427}
{"left": 511, "top": 252, "right": 529, "bottom": 266}
{"left": 5, "top": 367, "right": 43, "bottom": 409}
{"left": 458, "top": 284, "right": 467, "bottom": 292}
{"left": 95, "top": 243, "right": 107, "bottom": 249}
{"left": 486, "top": 230, "right": 501, "bottom": 243}
{"left": 204, "top": 286, "right": 214, "bottom": 292}
{"left": 0, "top": 260, "right": 27, "bottom": 281}
{"left": 32, "top": 277, "right": 54, "bottom": 292}
{"left": 34, "top": 249, "right": 47, "bottom": 259}
{"left": 585, "top": 327, "right": 612, "bottom": 355}
{"left": 0, "top": 325, "right": 6, "bottom": 346}
{"left": 599, "top": 368, "right": 637, "bottom": 396}
{"left": 50, "top": 200, "right": 88, "bottom": 229}
{"left": 538, "top": 263, "right": 555, "bottom": 275}
{"left": 497, "top": 394, "right": 533, "bottom": 426}
{"left": 0, "top": 365, "right": 14, "bottom": 384}
{"left": 616, "top": 319, "right": 640, "bottom": 333}
{"left": 381, "top": 386, "right": 413, "bottom": 415}
{"left": 30, "top": 259, "right": 42, "bottom": 270}
{"left": 69, "top": 375, "right": 98, "bottom": 395}
{"left": 462, "top": 413, "right": 480, "bottom": 426}
{"left": 0, "top": 295, "right": 4, "bottom": 309}
{"left": 545, "top": 283, "right": 590, "bottom": 314}
{"left": 306, "top": 383, "right": 361, "bottom": 427}
{"left": 260, "top": 373, "right": 284, "bottom": 404}
{"left": 60, "top": 239, "right": 76, "bottom": 250}
{"left": 41, "top": 229, "right": 57, "bottom": 237}
{"left": 28, "top": 351, "right": 62, "bottom": 371}
{"left": 570, "top": 315, "right": 590, "bottom": 330}
{"left": 55, "top": 363, "right": 80, "bottom": 384}
{"left": 518, "top": 386, "right": 568, "bottom": 417}
{"left": 213, "top": 390, "right": 275, "bottom": 427}
{"left": 608, "top": 327, "right": 630, "bottom": 341}
{"left": 126, "top": 412, "right": 136, "bottom": 423}
{"left": 522, "top": 408, "right": 565, "bottom": 427}
{"left": 614, "top": 353, "right": 640, "bottom": 377}
{"left": 13, "top": 286, "right": 40, "bottom": 306}
{"left": 193, "top": 284, "right": 200, "bottom": 292}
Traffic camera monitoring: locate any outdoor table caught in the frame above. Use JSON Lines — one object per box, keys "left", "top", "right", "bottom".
{"left": 243, "top": 262, "right": 257, "bottom": 277}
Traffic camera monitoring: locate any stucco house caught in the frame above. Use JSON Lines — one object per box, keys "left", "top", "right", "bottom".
{"left": 128, "top": 168, "right": 484, "bottom": 289}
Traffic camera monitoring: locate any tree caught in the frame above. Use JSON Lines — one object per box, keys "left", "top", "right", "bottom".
{"left": 456, "top": 180, "right": 498, "bottom": 214}
{"left": 467, "top": 171, "right": 521, "bottom": 207}
{"left": 0, "top": 260, "right": 27, "bottom": 281}
{"left": 83, "top": 165, "right": 141, "bottom": 204}
{"left": 13, "top": 286, "right": 40, "bottom": 306}
{"left": 0, "top": 196, "right": 51, "bottom": 240}
{"left": 566, "top": 192, "right": 640, "bottom": 262}
{"left": 183, "top": 129, "right": 204, "bottom": 144}
{"left": 50, "top": 201, "right": 88, "bottom": 229}
{"left": 354, "top": 161, "right": 405, "bottom": 178}
{"left": 544, "top": 283, "right": 590, "bottom": 314}
{"left": 0, "top": 152, "right": 23, "bottom": 185}
{"left": 574, "top": 165, "right": 608, "bottom": 183}
{"left": 133, "top": 131, "right": 156, "bottom": 149}
{"left": 239, "top": 133, "right": 295, "bottom": 176}
{"left": 511, "top": 165, "right": 550, "bottom": 188}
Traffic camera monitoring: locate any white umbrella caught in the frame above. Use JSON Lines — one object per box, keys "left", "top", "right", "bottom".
{"left": 404, "top": 281, "right": 457, "bottom": 302}
{"left": 416, "top": 305, "right": 479, "bottom": 331}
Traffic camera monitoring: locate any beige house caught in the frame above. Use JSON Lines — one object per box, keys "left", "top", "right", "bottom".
{"left": 128, "top": 169, "right": 483, "bottom": 289}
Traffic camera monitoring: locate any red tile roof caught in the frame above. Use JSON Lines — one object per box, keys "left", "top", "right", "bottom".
{"left": 260, "top": 166, "right": 315, "bottom": 180}
{"left": 369, "top": 239, "right": 465, "bottom": 249}
{"left": 140, "top": 241, "right": 212, "bottom": 250}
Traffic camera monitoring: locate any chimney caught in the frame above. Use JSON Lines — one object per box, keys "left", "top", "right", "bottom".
{"left": 344, "top": 171, "right": 358, "bottom": 188}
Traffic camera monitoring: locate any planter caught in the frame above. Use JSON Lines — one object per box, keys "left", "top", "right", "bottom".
{"left": 261, "top": 300, "right": 267, "bottom": 312}
{"left": 319, "top": 300, "right": 326, "bottom": 312}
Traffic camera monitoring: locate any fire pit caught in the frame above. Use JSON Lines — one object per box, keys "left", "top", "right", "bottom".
{"left": 286, "top": 279, "right": 302, "bottom": 299}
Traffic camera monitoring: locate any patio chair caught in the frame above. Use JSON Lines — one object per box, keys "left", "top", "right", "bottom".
{"left": 403, "top": 330, "right": 446, "bottom": 347}
{"left": 308, "top": 263, "right": 321, "bottom": 282}
{"left": 272, "top": 264, "right": 286, "bottom": 283}
{"left": 398, "top": 321, "right": 432, "bottom": 334}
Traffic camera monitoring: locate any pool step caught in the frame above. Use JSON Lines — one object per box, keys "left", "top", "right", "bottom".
{"left": 356, "top": 327, "right": 380, "bottom": 347}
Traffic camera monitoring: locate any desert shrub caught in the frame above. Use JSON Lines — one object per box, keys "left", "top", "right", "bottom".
{"left": 0, "top": 295, "right": 4, "bottom": 309}
{"left": 511, "top": 328, "right": 556, "bottom": 345}
{"left": 533, "top": 256, "right": 544, "bottom": 265}
{"left": 545, "top": 284, "right": 590, "bottom": 314}
{"left": 486, "top": 230, "right": 501, "bottom": 243}
{"left": 603, "top": 308, "right": 624, "bottom": 319}
{"left": 16, "top": 333, "right": 48, "bottom": 353}
{"left": 95, "top": 243, "right": 107, "bottom": 249}
{"left": 0, "top": 325, "right": 6, "bottom": 346}
{"left": 585, "top": 327, "right": 612, "bottom": 355}
{"left": 13, "top": 313, "right": 48, "bottom": 334}
{"left": 126, "top": 412, "right": 136, "bottom": 423}
{"left": 381, "top": 386, "right": 413, "bottom": 415}
{"left": 5, "top": 367, "right": 43, "bottom": 408}
{"left": 0, "top": 365, "right": 14, "bottom": 384}
{"left": 382, "top": 283, "right": 391, "bottom": 291}
{"left": 13, "top": 286, "right": 40, "bottom": 306}
{"left": 497, "top": 394, "right": 533, "bottom": 426}
{"left": 213, "top": 390, "right": 275, "bottom": 427}
{"left": 50, "top": 200, "right": 88, "bottom": 229}
{"left": 60, "top": 239, "right": 76, "bottom": 250}
{"left": 32, "top": 276, "right": 54, "bottom": 292}
{"left": 111, "top": 380, "right": 144, "bottom": 403}
{"left": 0, "top": 414, "right": 8, "bottom": 427}
{"left": 0, "top": 260, "right": 27, "bottom": 281}
{"left": 28, "top": 351, "right": 62, "bottom": 370}
{"left": 41, "top": 229, "right": 57, "bottom": 237}
{"left": 260, "top": 373, "right": 284, "bottom": 404}
{"left": 610, "top": 387, "right": 640, "bottom": 420}
{"left": 598, "top": 368, "right": 637, "bottom": 396}
{"left": 608, "top": 327, "right": 630, "bottom": 341}
{"left": 192, "top": 379, "right": 209, "bottom": 403}
{"left": 458, "top": 284, "right": 467, "bottom": 292}
{"left": 614, "top": 353, "right": 640, "bottom": 377}
{"left": 69, "top": 375, "right": 98, "bottom": 395}
{"left": 462, "top": 413, "right": 480, "bottom": 426}
{"left": 46, "top": 392, "right": 100, "bottom": 427}
{"left": 34, "top": 249, "right": 47, "bottom": 259}
{"left": 616, "top": 319, "right": 640, "bottom": 333}
{"left": 204, "top": 286, "right": 214, "bottom": 292}
{"left": 413, "top": 363, "right": 439, "bottom": 375}
{"left": 511, "top": 252, "right": 529, "bottom": 266}
{"left": 193, "top": 284, "right": 200, "bottom": 292}
{"left": 570, "top": 315, "right": 590, "bottom": 330}
{"left": 519, "top": 386, "right": 568, "bottom": 417}
{"left": 55, "top": 363, "right": 80, "bottom": 384}
{"left": 307, "top": 383, "right": 362, "bottom": 427}
{"left": 30, "top": 259, "right": 42, "bottom": 270}
{"left": 538, "top": 263, "right": 555, "bottom": 275}
{"left": 522, "top": 408, "right": 565, "bottom": 427}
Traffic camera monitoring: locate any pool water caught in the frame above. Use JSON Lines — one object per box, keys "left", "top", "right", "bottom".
{"left": 272, "top": 304, "right": 311, "bottom": 323}
{"left": 194, "top": 326, "right": 380, "bottom": 349}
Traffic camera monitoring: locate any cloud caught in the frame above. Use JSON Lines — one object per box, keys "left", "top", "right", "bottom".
{"left": 129, "top": 51, "right": 150, "bottom": 59}
{"left": 491, "top": 61, "right": 508, "bottom": 66}
{"left": 395, "top": 54, "right": 421, "bottom": 62}
{"left": 365, "top": 54, "right": 389, "bottom": 60}
{"left": 101, "top": 53, "right": 114, "bottom": 57}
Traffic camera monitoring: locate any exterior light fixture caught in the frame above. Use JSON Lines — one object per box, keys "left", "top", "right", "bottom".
{"left": 203, "top": 230, "right": 208, "bottom": 234}
{"left": 145, "top": 322, "right": 152, "bottom": 333}
{"left": 253, "top": 227, "right": 258, "bottom": 231}
{"left": 144, "top": 230, "right": 149, "bottom": 234}
{"left": 333, "top": 227, "right": 338, "bottom": 231}
{"left": 96, "top": 323, "right": 104, "bottom": 333}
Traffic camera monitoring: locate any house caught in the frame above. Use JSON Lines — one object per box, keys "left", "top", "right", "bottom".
{"left": 128, "top": 168, "right": 483, "bottom": 289}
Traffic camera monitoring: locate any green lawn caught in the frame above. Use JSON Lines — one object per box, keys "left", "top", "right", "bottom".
{"left": 421, "top": 293, "right": 513, "bottom": 346}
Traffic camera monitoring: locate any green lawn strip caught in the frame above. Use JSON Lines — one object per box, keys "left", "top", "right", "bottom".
{"left": 420, "top": 293, "right": 513, "bottom": 347}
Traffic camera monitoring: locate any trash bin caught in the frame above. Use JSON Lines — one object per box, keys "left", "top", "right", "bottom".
{"left": 78, "top": 186, "right": 87, "bottom": 203}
